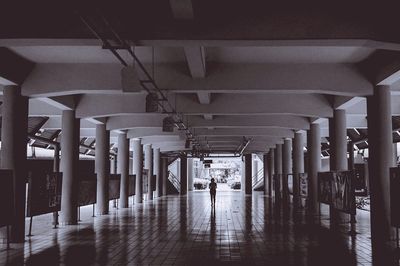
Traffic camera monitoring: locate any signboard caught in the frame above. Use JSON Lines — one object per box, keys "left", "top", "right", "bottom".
{"left": 390, "top": 168, "right": 400, "bottom": 227}
{"left": 78, "top": 180, "right": 97, "bottom": 206}
{"left": 318, "top": 172, "right": 333, "bottom": 204}
{"left": 129, "top": 174, "right": 136, "bottom": 196}
{"left": 109, "top": 174, "right": 121, "bottom": 200}
{"left": 332, "top": 171, "right": 356, "bottom": 214}
{"left": 299, "top": 173, "right": 308, "bottom": 198}
{"left": 27, "top": 172, "right": 62, "bottom": 217}
{"left": 0, "top": 170, "right": 14, "bottom": 227}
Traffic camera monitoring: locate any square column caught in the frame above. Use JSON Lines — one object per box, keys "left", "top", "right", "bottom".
{"left": 133, "top": 139, "right": 143, "bottom": 204}
{"left": 60, "top": 110, "right": 80, "bottom": 225}
{"left": 1, "top": 86, "right": 28, "bottom": 243}
{"left": 118, "top": 133, "right": 129, "bottom": 208}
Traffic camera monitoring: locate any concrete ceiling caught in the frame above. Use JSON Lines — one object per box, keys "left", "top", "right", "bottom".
{"left": 2, "top": 2, "right": 400, "bottom": 154}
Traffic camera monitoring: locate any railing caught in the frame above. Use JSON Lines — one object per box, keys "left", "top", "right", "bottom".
{"left": 252, "top": 168, "right": 264, "bottom": 189}
{"left": 168, "top": 171, "right": 181, "bottom": 192}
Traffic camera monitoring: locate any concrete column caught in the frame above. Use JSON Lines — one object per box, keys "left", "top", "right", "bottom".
{"left": 1, "top": 86, "right": 28, "bottom": 242}
{"left": 187, "top": 158, "right": 194, "bottom": 191}
{"left": 367, "top": 85, "right": 393, "bottom": 257}
{"left": 95, "top": 124, "right": 110, "bottom": 215}
{"left": 282, "top": 138, "right": 292, "bottom": 200}
{"left": 329, "top": 109, "right": 349, "bottom": 223}
{"left": 154, "top": 148, "right": 161, "bottom": 197}
{"left": 263, "top": 153, "right": 268, "bottom": 195}
{"left": 53, "top": 145, "right": 60, "bottom": 172}
{"left": 133, "top": 139, "right": 143, "bottom": 204}
{"left": 307, "top": 123, "right": 321, "bottom": 214}
{"left": 267, "top": 149, "right": 275, "bottom": 197}
{"left": 144, "top": 144, "right": 154, "bottom": 200}
{"left": 118, "top": 133, "right": 129, "bottom": 208}
{"left": 60, "top": 110, "right": 80, "bottom": 225}
{"left": 252, "top": 154, "right": 258, "bottom": 182}
{"left": 394, "top": 143, "right": 398, "bottom": 167}
{"left": 180, "top": 155, "right": 188, "bottom": 195}
{"left": 244, "top": 154, "right": 252, "bottom": 195}
{"left": 293, "top": 132, "right": 305, "bottom": 207}
{"left": 274, "top": 144, "right": 283, "bottom": 198}
{"left": 161, "top": 157, "right": 168, "bottom": 196}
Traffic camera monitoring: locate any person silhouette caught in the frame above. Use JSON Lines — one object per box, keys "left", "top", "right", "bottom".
{"left": 209, "top": 178, "right": 217, "bottom": 207}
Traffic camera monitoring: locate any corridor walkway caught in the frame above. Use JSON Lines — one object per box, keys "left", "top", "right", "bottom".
{"left": 1, "top": 192, "right": 373, "bottom": 265}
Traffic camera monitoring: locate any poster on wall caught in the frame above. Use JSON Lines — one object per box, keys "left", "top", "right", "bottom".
{"left": 129, "top": 174, "right": 136, "bottom": 196}
{"left": 318, "top": 172, "right": 333, "bottom": 204}
{"left": 143, "top": 169, "right": 149, "bottom": 194}
{"left": 0, "top": 170, "right": 14, "bottom": 227}
{"left": 27, "top": 172, "right": 62, "bottom": 217}
{"left": 78, "top": 180, "right": 97, "bottom": 206}
{"left": 299, "top": 173, "right": 308, "bottom": 198}
{"left": 390, "top": 168, "right": 400, "bottom": 227}
{"left": 109, "top": 174, "right": 121, "bottom": 200}
{"left": 331, "top": 171, "right": 356, "bottom": 214}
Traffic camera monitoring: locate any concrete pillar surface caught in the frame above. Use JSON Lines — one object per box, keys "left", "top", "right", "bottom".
{"left": 144, "top": 144, "right": 154, "bottom": 200}
{"left": 118, "top": 133, "right": 129, "bottom": 208}
{"left": 95, "top": 124, "right": 110, "bottom": 215}
{"left": 307, "top": 123, "right": 321, "bottom": 214}
{"left": 1, "top": 86, "right": 28, "bottom": 242}
{"left": 60, "top": 110, "right": 80, "bottom": 225}
{"left": 282, "top": 139, "right": 292, "bottom": 200}
{"left": 293, "top": 132, "right": 305, "bottom": 206}
{"left": 133, "top": 139, "right": 143, "bottom": 204}
{"left": 180, "top": 155, "right": 188, "bottom": 195}
{"left": 244, "top": 154, "right": 252, "bottom": 195}
{"left": 154, "top": 148, "right": 161, "bottom": 197}
{"left": 187, "top": 158, "right": 194, "bottom": 192}
{"left": 367, "top": 85, "right": 393, "bottom": 258}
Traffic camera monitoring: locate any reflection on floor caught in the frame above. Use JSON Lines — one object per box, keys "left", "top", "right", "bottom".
{"left": 0, "top": 191, "right": 379, "bottom": 265}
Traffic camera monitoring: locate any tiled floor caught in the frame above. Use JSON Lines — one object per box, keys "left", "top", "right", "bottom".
{"left": 0, "top": 191, "right": 394, "bottom": 265}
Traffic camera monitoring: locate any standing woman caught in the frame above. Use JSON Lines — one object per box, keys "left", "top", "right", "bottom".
{"left": 209, "top": 178, "right": 217, "bottom": 207}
